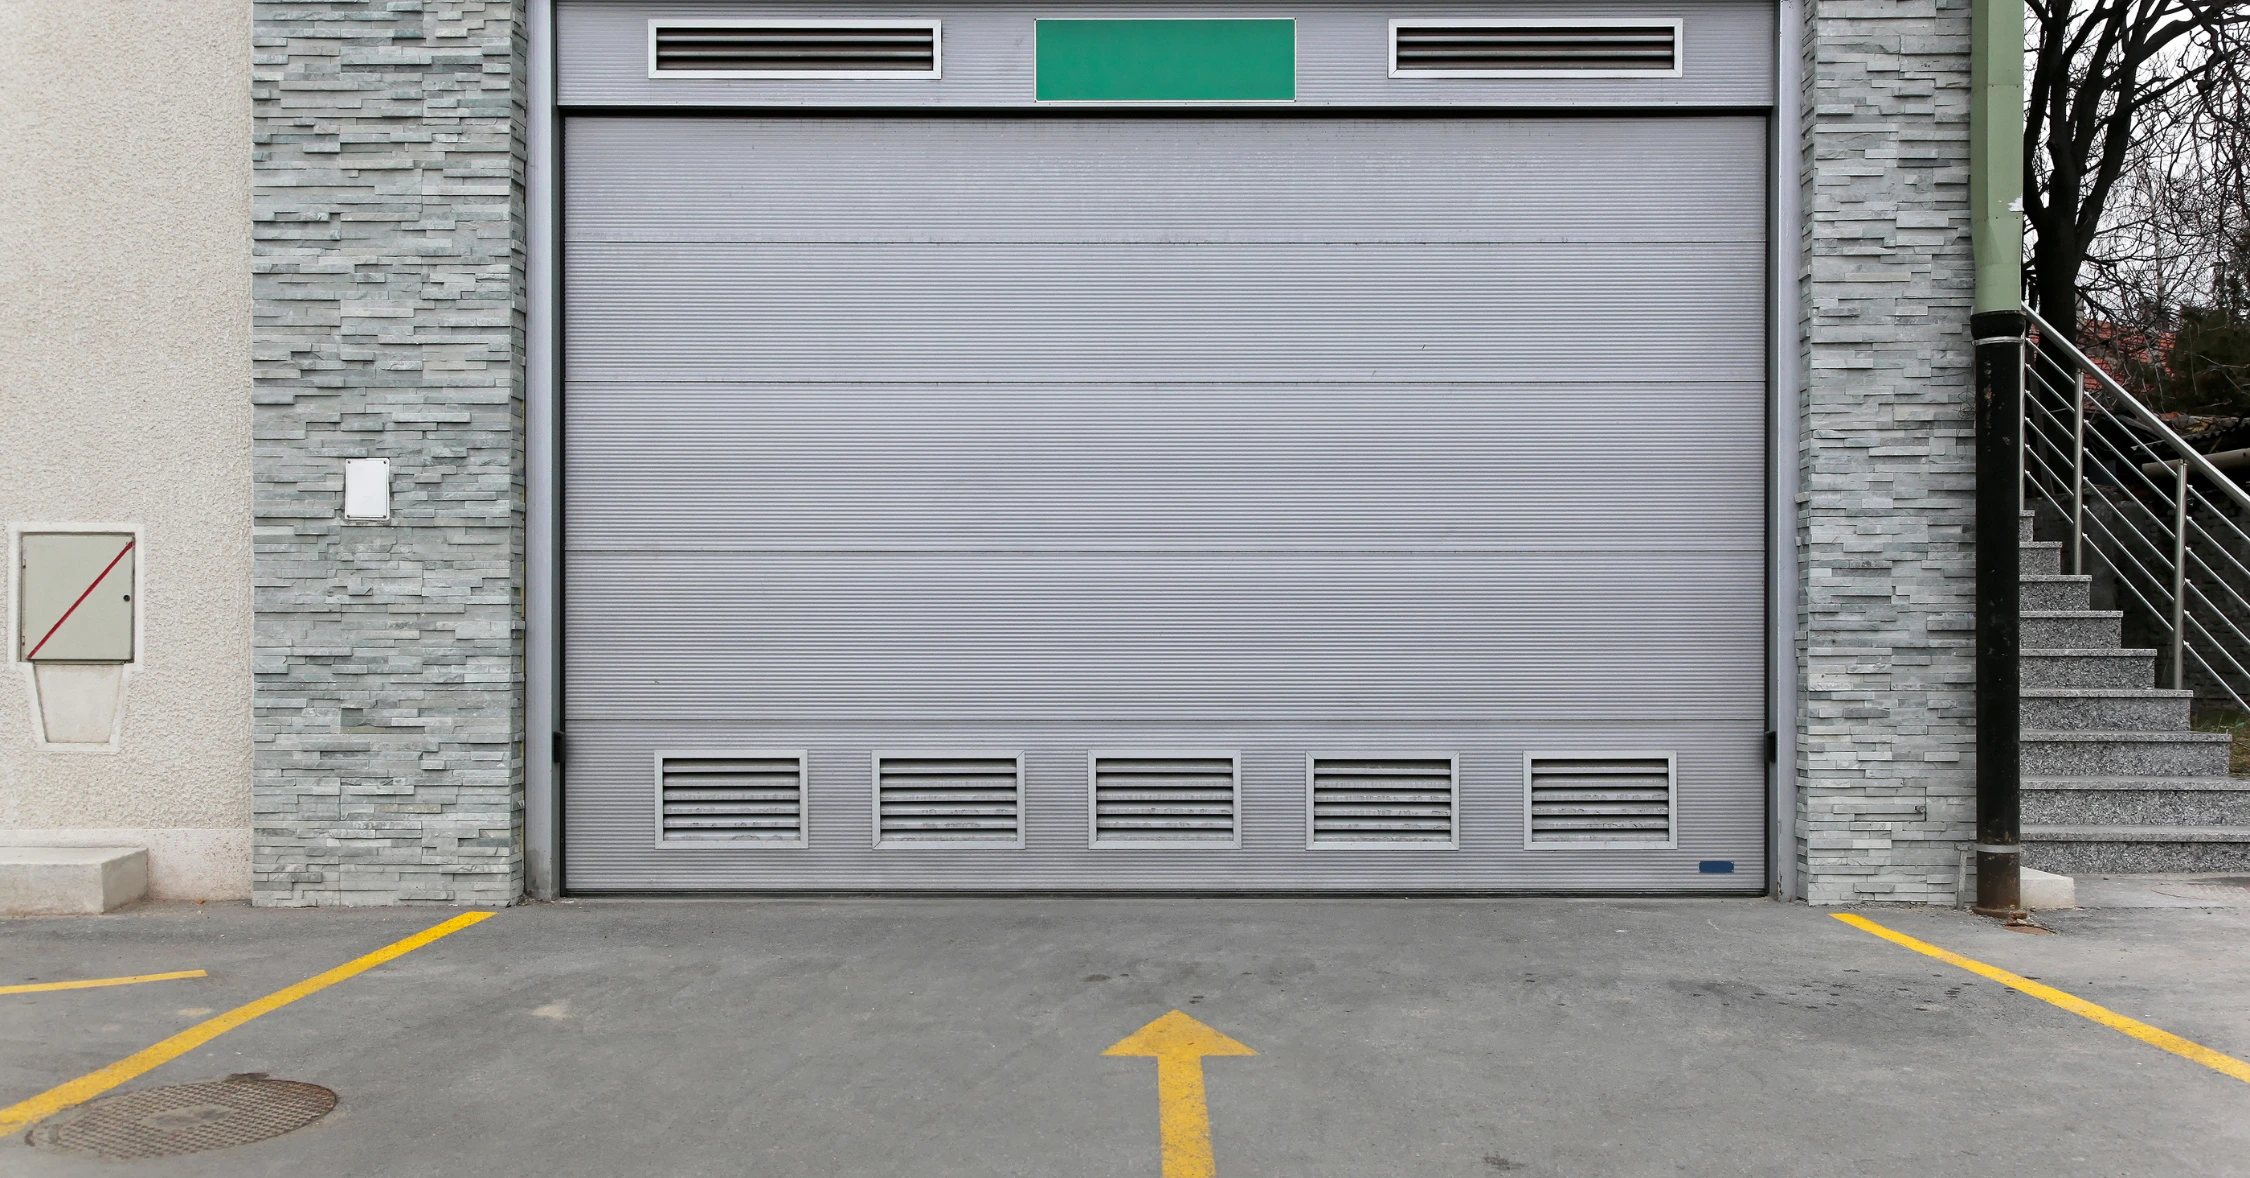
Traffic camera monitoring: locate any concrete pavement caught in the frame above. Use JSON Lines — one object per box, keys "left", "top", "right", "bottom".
{"left": 2, "top": 895, "right": 2247, "bottom": 1177}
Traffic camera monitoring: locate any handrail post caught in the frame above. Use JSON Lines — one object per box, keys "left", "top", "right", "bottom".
{"left": 2069, "top": 365, "right": 2085, "bottom": 576}
{"left": 2025, "top": 339, "right": 2043, "bottom": 510}
{"left": 2173, "top": 462, "right": 2189, "bottom": 692}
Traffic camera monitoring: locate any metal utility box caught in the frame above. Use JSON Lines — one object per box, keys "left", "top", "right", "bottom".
{"left": 19, "top": 533, "right": 135, "bottom": 662}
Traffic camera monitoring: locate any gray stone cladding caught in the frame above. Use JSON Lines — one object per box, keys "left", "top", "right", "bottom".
{"left": 251, "top": 0, "right": 527, "bottom": 905}
{"left": 1795, "top": 0, "right": 1979, "bottom": 903}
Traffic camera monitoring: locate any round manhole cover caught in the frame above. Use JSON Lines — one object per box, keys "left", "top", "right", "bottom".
{"left": 27, "top": 1074, "right": 336, "bottom": 1161}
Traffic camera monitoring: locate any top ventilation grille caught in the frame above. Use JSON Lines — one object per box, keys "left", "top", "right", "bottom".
{"left": 657, "top": 752, "right": 806, "bottom": 846}
{"left": 875, "top": 754, "right": 1024, "bottom": 846}
{"left": 651, "top": 21, "right": 941, "bottom": 78}
{"left": 1091, "top": 753, "right": 1240, "bottom": 847}
{"left": 1391, "top": 21, "right": 1681, "bottom": 77}
{"left": 1308, "top": 757, "right": 1457, "bottom": 848}
{"left": 1524, "top": 753, "right": 1675, "bottom": 848}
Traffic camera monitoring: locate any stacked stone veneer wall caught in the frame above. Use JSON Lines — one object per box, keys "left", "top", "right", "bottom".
{"left": 1796, "top": 0, "right": 1979, "bottom": 903}
{"left": 236, "top": 0, "right": 1983, "bottom": 906}
{"left": 251, "top": 0, "right": 527, "bottom": 905}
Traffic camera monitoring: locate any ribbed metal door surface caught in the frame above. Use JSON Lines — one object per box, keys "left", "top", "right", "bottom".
{"left": 563, "top": 114, "right": 1767, "bottom": 891}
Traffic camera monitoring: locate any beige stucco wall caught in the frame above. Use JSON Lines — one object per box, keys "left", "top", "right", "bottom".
{"left": 0, "top": 3, "right": 253, "bottom": 899}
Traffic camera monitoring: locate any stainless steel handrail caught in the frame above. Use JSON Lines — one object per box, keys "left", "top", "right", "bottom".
{"left": 2019, "top": 302, "right": 2250, "bottom": 714}
{"left": 2022, "top": 304, "right": 2250, "bottom": 512}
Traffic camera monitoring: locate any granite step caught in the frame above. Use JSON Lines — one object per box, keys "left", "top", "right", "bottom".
{"left": 2024, "top": 825, "right": 2250, "bottom": 874}
{"left": 2022, "top": 648, "right": 2161, "bottom": 688}
{"left": 2021, "top": 574, "right": 2093, "bottom": 611}
{"left": 2023, "top": 776, "right": 2250, "bottom": 825}
{"left": 2023, "top": 540, "right": 2063, "bottom": 576}
{"left": 2019, "top": 687, "right": 2195, "bottom": 731}
{"left": 2021, "top": 610, "right": 2124, "bottom": 648}
{"left": 2021, "top": 730, "right": 2234, "bottom": 777}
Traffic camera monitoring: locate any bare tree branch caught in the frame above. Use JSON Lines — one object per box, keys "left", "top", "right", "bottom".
{"left": 2025, "top": 0, "right": 2250, "bottom": 376}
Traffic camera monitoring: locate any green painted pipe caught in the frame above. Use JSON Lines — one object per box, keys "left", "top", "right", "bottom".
{"left": 1970, "top": 0, "right": 2026, "bottom": 314}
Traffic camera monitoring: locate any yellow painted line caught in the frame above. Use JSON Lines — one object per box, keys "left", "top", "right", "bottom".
{"left": 0, "top": 911, "right": 494, "bottom": 1135}
{"left": 1833, "top": 913, "right": 2250, "bottom": 1084}
{"left": 1105, "top": 1010, "right": 1257, "bottom": 1178}
{"left": 0, "top": 970, "right": 207, "bottom": 996}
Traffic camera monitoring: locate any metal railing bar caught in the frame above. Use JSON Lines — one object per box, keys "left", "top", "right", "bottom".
{"left": 2024, "top": 353, "right": 2084, "bottom": 397}
{"left": 2077, "top": 486, "right": 2181, "bottom": 613}
{"left": 2024, "top": 298, "right": 2250, "bottom": 709}
{"left": 2074, "top": 515, "right": 2176, "bottom": 628}
{"left": 2023, "top": 369, "right": 2084, "bottom": 424}
{"left": 2023, "top": 444, "right": 2083, "bottom": 515}
{"left": 2024, "top": 409, "right": 2075, "bottom": 466}
{"left": 2182, "top": 563, "right": 2250, "bottom": 638}
{"left": 2183, "top": 556, "right": 2250, "bottom": 623}
{"left": 2180, "top": 511, "right": 2250, "bottom": 594}
{"left": 2185, "top": 644, "right": 2250, "bottom": 714}
{"left": 2081, "top": 426, "right": 2193, "bottom": 507}
{"left": 2183, "top": 587, "right": 2250, "bottom": 663}
{"left": 2022, "top": 438, "right": 2094, "bottom": 530}
{"left": 2185, "top": 483, "right": 2250, "bottom": 543}
{"left": 2183, "top": 582, "right": 2250, "bottom": 659}
{"left": 2023, "top": 304, "right": 2250, "bottom": 513}
{"left": 2024, "top": 390, "right": 2077, "bottom": 448}
{"left": 2181, "top": 610, "right": 2250, "bottom": 688}
{"left": 2079, "top": 476, "right": 2176, "bottom": 567}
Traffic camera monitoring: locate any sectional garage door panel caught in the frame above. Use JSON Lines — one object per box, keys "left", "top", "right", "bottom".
{"left": 564, "top": 116, "right": 1766, "bottom": 244}
{"left": 562, "top": 113, "right": 1767, "bottom": 891}
{"left": 567, "top": 726, "right": 1764, "bottom": 892}
{"left": 567, "top": 242, "right": 1762, "bottom": 385}
{"left": 564, "top": 381, "right": 1764, "bottom": 549}
{"left": 566, "top": 549, "right": 1762, "bottom": 724}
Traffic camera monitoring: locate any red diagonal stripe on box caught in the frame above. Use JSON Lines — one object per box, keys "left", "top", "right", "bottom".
{"left": 25, "top": 538, "right": 135, "bottom": 660}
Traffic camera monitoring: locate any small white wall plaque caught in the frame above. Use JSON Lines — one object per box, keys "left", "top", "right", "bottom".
{"left": 343, "top": 458, "right": 391, "bottom": 520}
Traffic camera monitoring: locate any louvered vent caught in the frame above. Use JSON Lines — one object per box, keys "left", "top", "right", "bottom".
{"left": 651, "top": 21, "right": 941, "bottom": 78}
{"left": 1091, "top": 754, "right": 1239, "bottom": 846}
{"left": 875, "top": 754, "right": 1023, "bottom": 846}
{"left": 1525, "top": 754, "right": 1675, "bottom": 848}
{"left": 657, "top": 752, "right": 805, "bottom": 846}
{"left": 1308, "top": 757, "right": 1457, "bottom": 847}
{"left": 1391, "top": 22, "right": 1680, "bottom": 76}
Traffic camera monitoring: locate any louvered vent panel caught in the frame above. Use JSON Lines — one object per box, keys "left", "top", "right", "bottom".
{"left": 1526, "top": 755, "right": 1674, "bottom": 847}
{"left": 876, "top": 755, "right": 1022, "bottom": 845}
{"left": 1393, "top": 24, "right": 1678, "bottom": 75}
{"left": 1310, "top": 757, "right": 1456, "bottom": 846}
{"left": 659, "top": 754, "right": 804, "bottom": 844}
{"left": 1092, "top": 755, "right": 1238, "bottom": 845}
{"left": 653, "top": 23, "right": 939, "bottom": 76}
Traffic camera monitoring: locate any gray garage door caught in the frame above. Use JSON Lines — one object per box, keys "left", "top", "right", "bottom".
{"left": 562, "top": 113, "right": 1767, "bottom": 891}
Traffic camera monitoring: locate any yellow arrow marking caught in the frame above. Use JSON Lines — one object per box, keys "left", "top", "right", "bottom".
{"left": 1104, "top": 1010, "right": 1256, "bottom": 1178}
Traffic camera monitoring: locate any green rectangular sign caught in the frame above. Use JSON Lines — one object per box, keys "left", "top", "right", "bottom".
{"left": 1035, "top": 19, "right": 1296, "bottom": 102}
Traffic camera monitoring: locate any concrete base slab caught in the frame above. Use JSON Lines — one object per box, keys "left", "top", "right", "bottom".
{"left": 0, "top": 828, "right": 249, "bottom": 900}
{"left": 2021, "top": 866, "right": 2076, "bottom": 909}
{"left": 2075, "top": 872, "right": 2250, "bottom": 908}
{"left": 0, "top": 846, "right": 147, "bottom": 914}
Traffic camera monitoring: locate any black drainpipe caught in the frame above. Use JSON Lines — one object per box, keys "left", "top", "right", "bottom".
{"left": 1972, "top": 309, "right": 2027, "bottom": 919}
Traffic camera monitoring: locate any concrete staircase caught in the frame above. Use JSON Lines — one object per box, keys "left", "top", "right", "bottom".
{"left": 2019, "top": 511, "right": 2250, "bottom": 872}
